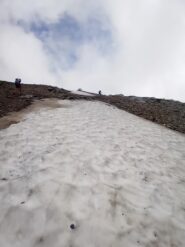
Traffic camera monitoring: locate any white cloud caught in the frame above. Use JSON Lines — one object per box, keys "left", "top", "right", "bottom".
{"left": 0, "top": 23, "right": 57, "bottom": 84}
{"left": 0, "top": 0, "right": 185, "bottom": 101}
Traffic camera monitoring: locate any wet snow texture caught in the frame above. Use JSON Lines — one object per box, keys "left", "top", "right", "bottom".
{"left": 0, "top": 100, "right": 185, "bottom": 247}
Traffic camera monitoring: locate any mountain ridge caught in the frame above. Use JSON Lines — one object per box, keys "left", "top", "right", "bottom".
{"left": 0, "top": 80, "right": 184, "bottom": 134}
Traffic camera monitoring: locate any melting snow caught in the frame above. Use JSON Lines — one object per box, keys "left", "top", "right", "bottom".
{"left": 0, "top": 100, "right": 185, "bottom": 247}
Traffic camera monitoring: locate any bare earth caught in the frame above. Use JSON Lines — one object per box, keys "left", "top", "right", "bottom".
{"left": 0, "top": 99, "right": 62, "bottom": 130}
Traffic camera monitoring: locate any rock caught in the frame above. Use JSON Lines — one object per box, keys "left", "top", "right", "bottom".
{"left": 47, "top": 87, "right": 54, "bottom": 92}
{"left": 70, "top": 224, "right": 76, "bottom": 230}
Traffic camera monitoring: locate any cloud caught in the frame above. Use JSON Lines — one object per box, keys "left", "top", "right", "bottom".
{"left": 0, "top": 0, "right": 185, "bottom": 101}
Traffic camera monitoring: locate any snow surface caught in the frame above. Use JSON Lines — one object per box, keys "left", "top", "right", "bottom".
{"left": 70, "top": 90, "right": 96, "bottom": 96}
{"left": 0, "top": 100, "right": 185, "bottom": 247}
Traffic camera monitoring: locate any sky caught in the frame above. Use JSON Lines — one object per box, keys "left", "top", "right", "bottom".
{"left": 0, "top": 0, "right": 185, "bottom": 101}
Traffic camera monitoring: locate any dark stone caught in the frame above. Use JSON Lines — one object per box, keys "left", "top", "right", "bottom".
{"left": 156, "top": 99, "right": 161, "bottom": 103}
{"left": 47, "top": 87, "right": 54, "bottom": 92}
{"left": 70, "top": 224, "right": 76, "bottom": 230}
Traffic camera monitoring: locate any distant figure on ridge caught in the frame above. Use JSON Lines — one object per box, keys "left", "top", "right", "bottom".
{"left": 98, "top": 90, "right": 102, "bottom": 96}
{"left": 15, "top": 78, "right": 22, "bottom": 95}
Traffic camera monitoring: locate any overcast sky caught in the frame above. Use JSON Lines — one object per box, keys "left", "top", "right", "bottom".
{"left": 0, "top": 0, "right": 185, "bottom": 101}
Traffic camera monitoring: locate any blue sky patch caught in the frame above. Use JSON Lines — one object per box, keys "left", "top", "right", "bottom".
{"left": 18, "top": 13, "right": 114, "bottom": 70}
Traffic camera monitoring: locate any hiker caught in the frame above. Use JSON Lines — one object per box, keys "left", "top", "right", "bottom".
{"left": 98, "top": 90, "right": 102, "bottom": 96}
{"left": 15, "top": 78, "right": 22, "bottom": 95}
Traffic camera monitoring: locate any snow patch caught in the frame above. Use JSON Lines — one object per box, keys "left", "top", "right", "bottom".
{"left": 0, "top": 100, "right": 185, "bottom": 247}
{"left": 70, "top": 90, "right": 96, "bottom": 96}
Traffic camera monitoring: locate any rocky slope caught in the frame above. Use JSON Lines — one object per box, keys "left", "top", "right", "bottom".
{"left": 0, "top": 80, "right": 185, "bottom": 133}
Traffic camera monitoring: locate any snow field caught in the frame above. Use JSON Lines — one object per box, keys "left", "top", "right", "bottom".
{"left": 0, "top": 100, "right": 185, "bottom": 247}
